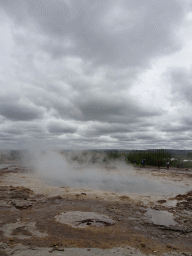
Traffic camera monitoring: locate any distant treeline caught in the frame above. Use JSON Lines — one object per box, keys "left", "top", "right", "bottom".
{"left": 127, "top": 149, "right": 171, "bottom": 167}
{"left": 1, "top": 149, "right": 192, "bottom": 168}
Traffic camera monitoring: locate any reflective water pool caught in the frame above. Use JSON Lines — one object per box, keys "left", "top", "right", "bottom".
{"left": 146, "top": 208, "right": 177, "bottom": 226}
{"left": 41, "top": 165, "right": 191, "bottom": 196}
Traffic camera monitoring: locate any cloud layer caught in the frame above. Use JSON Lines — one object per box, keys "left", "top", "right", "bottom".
{"left": 0, "top": 0, "right": 192, "bottom": 149}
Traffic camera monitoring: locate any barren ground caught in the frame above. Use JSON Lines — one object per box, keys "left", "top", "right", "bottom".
{"left": 0, "top": 161, "right": 192, "bottom": 256}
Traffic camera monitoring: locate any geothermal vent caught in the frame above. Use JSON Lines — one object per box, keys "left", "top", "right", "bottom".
{"left": 55, "top": 211, "right": 115, "bottom": 228}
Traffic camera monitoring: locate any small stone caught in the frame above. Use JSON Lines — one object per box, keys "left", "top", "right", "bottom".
{"left": 141, "top": 243, "right": 146, "bottom": 248}
{"left": 57, "top": 247, "right": 64, "bottom": 251}
{"left": 157, "top": 200, "right": 167, "bottom": 204}
{"left": 81, "top": 193, "right": 86, "bottom": 195}
{"left": 11, "top": 199, "right": 33, "bottom": 209}
{"left": 87, "top": 249, "right": 91, "bottom": 251}
{"left": 167, "top": 244, "right": 172, "bottom": 248}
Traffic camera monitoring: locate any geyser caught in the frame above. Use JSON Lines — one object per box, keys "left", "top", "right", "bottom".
{"left": 25, "top": 151, "right": 190, "bottom": 196}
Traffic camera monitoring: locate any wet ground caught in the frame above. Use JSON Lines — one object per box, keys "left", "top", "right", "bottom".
{"left": 0, "top": 161, "right": 192, "bottom": 255}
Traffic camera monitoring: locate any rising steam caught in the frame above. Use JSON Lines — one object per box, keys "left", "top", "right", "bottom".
{"left": 22, "top": 147, "right": 187, "bottom": 195}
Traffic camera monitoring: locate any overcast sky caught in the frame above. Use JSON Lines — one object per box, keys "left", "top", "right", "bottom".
{"left": 0, "top": 0, "right": 192, "bottom": 150}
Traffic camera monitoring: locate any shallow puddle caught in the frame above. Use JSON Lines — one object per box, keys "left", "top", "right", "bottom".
{"left": 163, "top": 200, "right": 178, "bottom": 207}
{"left": 146, "top": 209, "right": 177, "bottom": 226}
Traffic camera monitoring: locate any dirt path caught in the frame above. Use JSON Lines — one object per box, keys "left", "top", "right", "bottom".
{"left": 0, "top": 162, "right": 192, "bottom": 256}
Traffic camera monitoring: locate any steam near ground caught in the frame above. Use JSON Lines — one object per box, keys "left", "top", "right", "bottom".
{"left": 23, "top": 149, "right": 134, "bottom": 192}
{"left": 22, "top": 148, "right": 189, "bottom": 196}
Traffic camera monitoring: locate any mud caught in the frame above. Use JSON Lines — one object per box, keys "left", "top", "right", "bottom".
{"left": 0, "top": 162, "right": 192, "bottom": 255}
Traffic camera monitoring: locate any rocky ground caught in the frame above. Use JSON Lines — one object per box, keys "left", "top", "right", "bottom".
{"left": 0, "top": 161, "right": 192, "bottom": 256}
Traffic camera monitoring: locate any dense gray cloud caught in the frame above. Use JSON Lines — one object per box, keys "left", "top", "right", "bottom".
{"left": 0, "top": 0, "right": 192, "bottom": 150}
{"left": 0, "top": 0, "right": 184, "bottom": 67}
{"left": 75, "top": 94, "right": 161, "bottom": 123}
{"left": 161, "top": 123, "right": 190, "bottom": 133}
{"left": 0, "top": 95, "right": 44, "bottom": 121}
{"left": 47, "top": 120, "right": 78, "bottom": 134}
{"left": 169, "top": 67, "right": 192, "bottom": 103}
